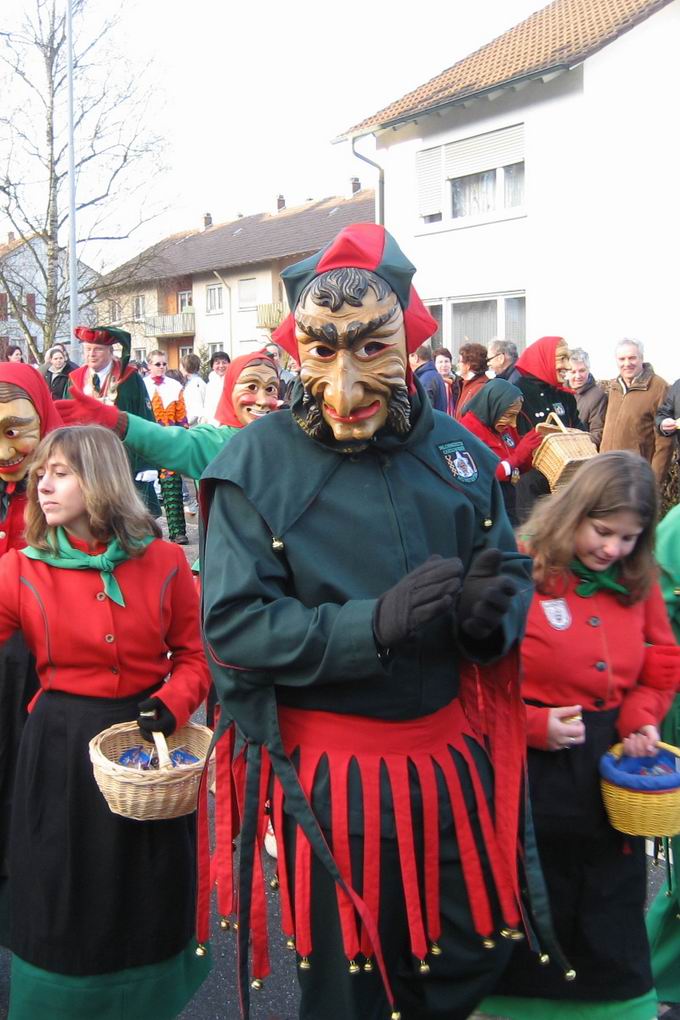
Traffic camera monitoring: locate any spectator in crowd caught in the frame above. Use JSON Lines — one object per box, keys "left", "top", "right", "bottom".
{"left": 512, "top": 335, "right": 580, "bottom": 520}
{"left": 144, "top": 350, "right": 188, "bottom": 545}
{"left": 180, "top": 353, "right": 206, "bottom": 426}
{"left": 433, "top": 346, "right": 459, "bottom": 416}
{"left": 655, "top": 373, "right": 680, "bottom": 451}
{"left": 42, "top": 347, "right": 71, "bottom": 400}
{"left": 408, "top": 343, "right": 447, "bottom": 410}
{"left": 600, "top": 338, "right": 673, "bottom": 487}
{"left": 202, "top": 351, "right": 231, "bottom": 423}
{"left": 486, "top": 339, "right": 519, "bottom": 381}
{"left": 265, "top": 342, "right": 297, "bottom": 402}
{"left": 454, "top": 341, "right": 488, "bottom": 420}
{"left": 5, "top": 346, "right": 24, "bottom": 364}
{"left": 39, "top": 343, "right": 76, "bottom": 378}
{"left": 567, "top": 347, "right": 608, "bottom": 449}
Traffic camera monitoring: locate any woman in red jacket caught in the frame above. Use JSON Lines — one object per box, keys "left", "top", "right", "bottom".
{"left": 484, "top": 451, "right": 680, "bottom": 1020}
{"left": 460, "top": 378, "right": 542, "bottom": 525}
{"left": 3, "top": 425, "right": 211, "bottom": 1020}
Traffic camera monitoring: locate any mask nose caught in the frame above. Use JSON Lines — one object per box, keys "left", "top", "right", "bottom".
{"left": 325, "top": 352, "right": 364, "bottom": 417}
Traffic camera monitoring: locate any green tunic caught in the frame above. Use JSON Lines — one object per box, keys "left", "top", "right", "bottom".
{"left": 123, "top": 414, "right": 237, "bottom": 480}
{"left": 645, "top": 503, "right": 680, "bottom": 1003}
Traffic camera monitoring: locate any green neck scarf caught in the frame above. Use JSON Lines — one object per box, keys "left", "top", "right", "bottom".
{"left": 570, "top": 558, "right": 629, "bottom": 598}
{"left": 21, "top": 528, "right": 153, "bottom": 607}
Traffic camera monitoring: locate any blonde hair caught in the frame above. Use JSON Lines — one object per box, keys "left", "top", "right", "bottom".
{"left": 25, "top": 426, "right": 162, "bottom": 553}
{"left": 522, "top": 451, "right": 657, "bottom": 604}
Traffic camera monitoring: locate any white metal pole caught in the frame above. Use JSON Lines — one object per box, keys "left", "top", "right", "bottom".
{"left": 66, "top": 0, "right": 79, "bottom": 362}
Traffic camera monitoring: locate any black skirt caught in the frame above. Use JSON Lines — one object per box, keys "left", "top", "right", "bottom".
{"left": 0, "top": 632, "right": 39, "bottom": 946}
{"left": 9, "top": 686, "right": 198, "bottom": 976}
{"left": 495, "top": 708, "right": 653, "bottom": 1002}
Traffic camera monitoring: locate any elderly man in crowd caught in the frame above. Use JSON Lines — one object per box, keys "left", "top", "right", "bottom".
{"left": 600, "top": 338, "right": 673, "bottom": 486}
{"left": 567, "top": 347, "right": 608, "bottom": 449}
{"left": 486, "top": 339, "right": 518, "bottom": 381}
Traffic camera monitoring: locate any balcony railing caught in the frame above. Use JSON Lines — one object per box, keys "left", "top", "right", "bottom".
{"left": 144, "top": 312, "right": 195, "bottom": 338}
{"left": 256, "top": 302, "right": 286, "bottom": 330}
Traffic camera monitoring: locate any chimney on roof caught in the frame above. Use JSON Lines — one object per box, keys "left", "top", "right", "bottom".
{"left": 203, "top": 213, "right": 212, "bottom": 229}
{"left": 350, "top": 177, "right": 361, "bottom": 195}
{"left": 7, "top": 232, "right": 15, "bottom": 243}
{"left": 277, "top": 194, "right": 285, "bottom": 212}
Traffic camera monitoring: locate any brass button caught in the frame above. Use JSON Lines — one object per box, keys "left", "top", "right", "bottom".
{"left": 587, "top": 616, "right": 600, "bottom": 627}
{"left": 96, "top": 592, "right": 106, "bottom": 601}
{"left": 595, "top": 660, "right": 606, "bottom": 671}
{"left": 482, "top": 518, "right": 493, "bottom": 530}
{"left": 674, "top": 587, "right": 680, "bottom": 597}
{"left": 105, "top": 634, "right": 115, "bottom": 643}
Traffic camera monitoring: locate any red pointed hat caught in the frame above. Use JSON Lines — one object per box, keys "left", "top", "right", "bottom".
{"left": 273, "top": 223, "right": 437, "bottom": 357}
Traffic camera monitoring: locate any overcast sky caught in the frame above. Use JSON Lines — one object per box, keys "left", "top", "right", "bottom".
{"left": 3, "top": 0, "right": 547, "bottom": 267}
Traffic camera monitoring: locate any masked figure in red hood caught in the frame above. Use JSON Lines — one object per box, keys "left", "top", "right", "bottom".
{"left": 0, "top": 363, "right": 62, "bottom": 946}
{"left": 511, "top": 335, "right": 583, "bottom": 522}
{"left": 199, "top": 224, "right": 567, "bottom": 1020}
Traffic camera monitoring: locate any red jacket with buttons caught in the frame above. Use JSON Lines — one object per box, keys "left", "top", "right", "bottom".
{"left": 522, "top": 574, "right": 680, "bottom": 749}
{"left": 0, "top": 536, "right": 210, "bottom": 726}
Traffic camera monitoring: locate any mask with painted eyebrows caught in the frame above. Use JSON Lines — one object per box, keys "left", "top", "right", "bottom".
{"left": 295, "top": 284, "right": 410, "bottom": 448}
{"left": 0, "top": 384, "right": 41, "bottom": 481}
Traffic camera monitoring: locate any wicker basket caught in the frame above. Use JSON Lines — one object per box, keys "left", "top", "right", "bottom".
{"left": 89, "top": 720, "right": 215, "bottom": 821}
{"left": 532, "top": 411, "right": 598, "bottom": 489}
{"left": 600, "top": 741, "right": 680, "bottom": 837}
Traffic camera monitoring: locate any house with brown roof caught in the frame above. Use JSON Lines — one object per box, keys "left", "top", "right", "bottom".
{"left": 100, "top": 186, "right": 375, "bottom": 369}
{"left": 340, "top": 0, "right": 679, "bottom": 380}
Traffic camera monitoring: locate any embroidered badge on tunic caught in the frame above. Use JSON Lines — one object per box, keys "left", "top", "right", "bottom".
{"left": 541, "top": 598, "right": 572, "bottom": 630}
{"left": 501, "top": 433, "right": 516, "bottom": 448}
{"left": 552, "top": 402, "right": 566, "bottom": 416}
{"left": 438, "top": 441, "right": 478, "bottom": 483}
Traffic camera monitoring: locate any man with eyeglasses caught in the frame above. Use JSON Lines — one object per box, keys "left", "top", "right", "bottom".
{"left": 486, "top": 340, "right": 518, "bottom": 381}
{"left": 66, "top": 325, "right": 160, "bottom": 514}
{"left": 143, "top": 350, "right": 189, "bottom": 544}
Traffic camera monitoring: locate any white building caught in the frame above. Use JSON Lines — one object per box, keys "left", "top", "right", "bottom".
{"left": 341, "top": 0, "right": 679, "bottom": 382}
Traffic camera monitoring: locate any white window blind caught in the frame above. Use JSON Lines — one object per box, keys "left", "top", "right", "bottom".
{"left": 416, "top": 146, "right": 443, "bottom": 217}
{"left": 444, "top": 124, "right": 524, "bottom": 180}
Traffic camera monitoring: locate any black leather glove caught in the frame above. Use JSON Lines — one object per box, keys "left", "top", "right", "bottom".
{"left": 373, "top": 555, "right": 464, "bottom": 648}
{"left": 457, "top": 548, "right": 519, "bottom": 642}
{"left": 136, "top": 697, "right": 177, "bottom": 740}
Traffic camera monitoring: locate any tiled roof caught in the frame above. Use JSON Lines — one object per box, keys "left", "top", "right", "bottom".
{"left": 108, "top": 191, "right": 375, "bottom": 286}
{"left": 343, "top": 0, "right": 673, "bottom": 137}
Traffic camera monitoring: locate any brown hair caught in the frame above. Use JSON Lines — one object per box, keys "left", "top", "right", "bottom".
{"left": 522, "top": 451, "right": 657, "bottom": 604}
{"left": 459, "top": 343, "right": 487, "bottom": 374}
{"left": 433, "top": 347, "right": 453, "bottom": 361}
{"left": 25, "top": 426, "right": 162, "bottom": 553}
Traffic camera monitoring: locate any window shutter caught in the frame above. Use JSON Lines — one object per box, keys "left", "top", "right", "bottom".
{"left": 0, "top": 294, "right": 7, "bottom": 320}
{"left": 444, "top": 124, "right": 524, "bottom": 179}
{"left": 415, "top": 146, "right": 443, "bottom": 217}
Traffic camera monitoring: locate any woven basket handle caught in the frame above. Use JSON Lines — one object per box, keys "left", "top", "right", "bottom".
{"left": 152, "top": 731, "right": 173, "bottom": 770}
{"left": 543, "top": 411, "right": 567, "bottom": 431}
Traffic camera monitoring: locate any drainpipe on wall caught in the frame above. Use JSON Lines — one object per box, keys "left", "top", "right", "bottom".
{"left": 351, "top": 137, "right": 384, "bottom": 226}
{"left": 212, "top": 270, "right": 233, "bottom": 358}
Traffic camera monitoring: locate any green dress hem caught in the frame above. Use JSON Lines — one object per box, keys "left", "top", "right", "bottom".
{"left": 479, "top": 989, "right": 657, "bottom": 1020}
{"left": 9, "top": 938, "right": 211, "bottom": 1020}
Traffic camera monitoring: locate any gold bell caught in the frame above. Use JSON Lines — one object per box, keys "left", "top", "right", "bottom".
{"left": 195, "top": 943, "right": 207, "bottom": 957}
{"left": 666, "top": 890, "right": 673, "bottom": 898}
{"left": 482, "top": 518, "right": 493, "bottom": 529}
{"left": 272, "top": 537, "right": 284, "bottom": 551}
{"left": 564, "top": 969, "right": 577, "bottom": 982}
{"left": 232, "top": 921, "right": 239, "bottom": 932}
{"left": 219, "top": 917, "right": 230, "bottom": 931}
{"left": 539, "top": 953, "right": 550, "bottom": 966}
{"left": 482, "top": 938, "right": 496, "bottom": 949}
{"left": 251, "top": 978, "right": 263, "bottom": 991}
{"left": 363, "top": 959, "right": 374, "bottom": 972}
{"left": 430, "top": 942, "right": 442, "bottom": 956}
{"left": 285, "top": 936, "right": 296, "bottom": 950}
{"left": 500, "top": 927, "right": 525, "bottom": 941}
{"left": 299, "top": 956, "right": 311, "bottom": 970}
{"left": 349, "top": 959, "right": 360, "bottom": 974}
{"left": 390, "top": 1013, "right": 402, "bottom": 1020}
{"left": 418, "top": 959, "right": 430, "bottom": 975}
{"left": 269, "top": 875, "right": 280, "bottom": 891}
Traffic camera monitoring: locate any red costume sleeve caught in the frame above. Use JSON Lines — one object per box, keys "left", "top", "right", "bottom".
{"left": 152, "top": 549, "right": 211, "bottom": 727}
{"left": 616, "top": 583, "right": 680, "bottom": 739}
{"left": 0, "top": 551, "right": 22, "bottom": 641}
{"left": 525, "top": 704, "right": 551, "bottom": 750}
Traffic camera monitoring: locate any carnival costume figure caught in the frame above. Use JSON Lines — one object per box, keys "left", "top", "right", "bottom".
{"left": 0, "top": 364, "right": 62, "bottom": 946}
{"left": 66, "top": 326, "right": 160, "bottom": 514}
{"left": 144, "top": 352, "right": 189, "bottom": 543}
{"left": 199, "top": 225, "right": 565, "bottom": 1020}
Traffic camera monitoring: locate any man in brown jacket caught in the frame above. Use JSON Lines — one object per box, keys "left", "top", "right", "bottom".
{"left": 600, "top": 338, "right": 673, "bottom": 485}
